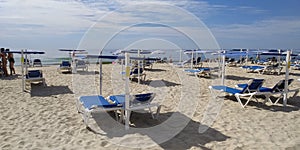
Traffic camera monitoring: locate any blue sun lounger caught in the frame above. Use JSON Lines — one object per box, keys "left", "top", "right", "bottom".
{"left": 209, "top": 79, "right": 264, "bottom": 108}
{"left": 184, "top": 67, "right": 211, "bottom": 77}
{"left": 77, "top": 95, "right": 124, "bottom": 126}
{"left": 77, "top": 93, "right": 161, "bottom": 129}
{"left": 241, "top": 66, "right": 264, "bottom": 72}
{"left": 109, "top": 93, "right": 161, "bottom": 119}
{"left": 25, "top": 70, "right": 46, "bottom": 89}
{"left": 129, "top": 68, "right": 146, "bottom": 81}
{"left": 57, "top": 61, "right": 72, "bottom": 73}
{"left": 258, "top": 79, "right": 299, "bottom": 104}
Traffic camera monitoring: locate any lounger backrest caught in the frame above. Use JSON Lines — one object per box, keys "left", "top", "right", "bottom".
{"left": 245, "top": 79, "right": 264, "bottom": 93}
{"left": 61, "top": 61, "right": 71, "bottom": 67}
{"left": 132, "top": 93, "right": 155, "bottom": 104}
{"left": 273, "top": 79, "right": 294, "bottom": 92}
{"left": 132, "top": 68, "right": 143, "bottom": 74}
{"left": 77, "top": 60, "right": 85, "bottom": 66}
{"left": 34, "top": 59, "right": 41, "bottom": 63}
{"left": 26, "top": 70, "right": 42, "bottom": 78}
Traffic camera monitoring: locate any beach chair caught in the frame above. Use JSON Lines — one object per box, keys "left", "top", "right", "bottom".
{"left": 76, "top": 60, "right": 88, "bottom": 71}
{"left": 109, "top": 93, "right": 161, "bottom": 120}
{"left": 33, "top": 59, "right": 42, "bottom": 67}
{"left": 130, "top": 68, "right": 146, "bottom": 81}
{"left": 255, "top": 64, "right": 283, "bottom": 75}
{"left": 144, "top": 61, "right": 153, "bottom": 69}
{"left": 77, "top": 95, "right": 124, "bottom": 127}
{"left": 241, "top": 65, "right": 265, "bottom": 73}
{"left": 184, "top": 67, "right": 211, "bottom": 78}
{"left": 77, "top": 93, "right": 161, "bottom": 129}
{"left": 257, "top": 79, "right": 299, "bottom": 105}
{"left": 57, "top": 61, "right": 72, "bottom": 73}
{"left": 291, "top": 64, "right": 300, "bottom": 70}
{"left": 209, "top": 79, "right": 265, "bottom": 108}
{"left": 25, "top": 70, "right": 46, "bottom": 88}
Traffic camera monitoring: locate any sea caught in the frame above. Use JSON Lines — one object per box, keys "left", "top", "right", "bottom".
{"left": 11, "top": 49, "right": 300, "bottom": 66}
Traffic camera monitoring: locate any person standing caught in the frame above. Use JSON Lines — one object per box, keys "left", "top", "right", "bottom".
{"left": 8, "top": 52, "right": 16, "bottom": 75}
{"left": 0, "top": 48, "right": 8, "bottom": 76}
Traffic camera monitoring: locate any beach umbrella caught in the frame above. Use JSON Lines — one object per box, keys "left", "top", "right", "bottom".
{"left": 151, "top": 50, "right": 166, "bottom": 55}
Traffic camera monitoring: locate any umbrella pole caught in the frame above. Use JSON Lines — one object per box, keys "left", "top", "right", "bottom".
{"left": 99, "top": 57, "right": 103, "bottom": 95}
{"left": 138, "top": 50, "right": 140, "bottom": 84}
{"left": 125, "top": 53, "right": 130, "bottom": 130}
{"left": 179, "top": 49, "right": 182, "bottom": 64}
{"left": 283, "top": 50, "right": 291, "bottom": 107}
{"left": 191, "top": 50, "right": 194, "bottom": 69}
{"left": 221, "top": 52, "right": 225, "bottom": 85}
{"left": 21, "top": 50, "right": 24, "bottom": 92}
{"left": 278, "top": 49, "right": 281, "bottom": 72}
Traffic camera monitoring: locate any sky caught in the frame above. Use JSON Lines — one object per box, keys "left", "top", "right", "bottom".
{"left": 1, "top": 0, "right": 300, "bottom": 56}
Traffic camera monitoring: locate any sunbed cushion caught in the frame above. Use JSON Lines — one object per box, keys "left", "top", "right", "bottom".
{"left": 199, "top": 68, "right": 210, "bottom": 71}
{"left": 108, "top": 95, "right": 125, "bottom": 104}
{"left": 79, "top": 95, "right": 122, "bottom": 110}
{"left": 184, "top": 69, "right": 200, "bottom": 73}
{"left": 211, "top": 86, "right": 244, "bottom": 94}
{"left": 259, "top": 87, "right": 273, "bottom": 92}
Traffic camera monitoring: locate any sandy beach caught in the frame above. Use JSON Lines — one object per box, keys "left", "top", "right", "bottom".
{"left": 1, "top": 62, "right": 300, "bottom": 150}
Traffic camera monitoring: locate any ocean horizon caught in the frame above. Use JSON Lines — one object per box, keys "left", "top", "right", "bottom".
{"left": 11, "top": 49, "right": 300, "bottom": 66}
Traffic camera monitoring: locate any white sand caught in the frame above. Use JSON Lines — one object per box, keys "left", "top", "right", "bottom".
{"left": 0, "top": 63, "right": 300, "bottom": 149}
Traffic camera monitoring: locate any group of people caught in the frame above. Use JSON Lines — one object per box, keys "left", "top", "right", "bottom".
{"left": 0, "top": 48, "right": 15, "bottom": 77}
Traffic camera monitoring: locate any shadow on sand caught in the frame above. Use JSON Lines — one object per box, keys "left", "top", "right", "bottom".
{"left": 225, "top": 75, "right": 253, "bottom": 81}
{"left": 132, "top": 79, "right": 181, "bottom": 87}
{"left": 87, "top": 111, "right": 229, "bottom": 149}
{"left": 145, "top": 68, "right": 166, "bottom": 72}
{"left": 0, "top": 74, "right": 21, "bottom": 80}
{"left": 30, "top": 85, "right": 73, "bottom": 97}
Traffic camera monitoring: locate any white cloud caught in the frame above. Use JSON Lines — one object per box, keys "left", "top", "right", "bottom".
{"left": 211, "top": 18, "right": 300, "bottom": 48}
{"left": 0, "top": 0, "right": 108, "bottom": 37}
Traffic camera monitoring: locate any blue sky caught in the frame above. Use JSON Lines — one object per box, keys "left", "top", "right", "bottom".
{"left": 1, "top": 0, "right": 300, "bottom": 56}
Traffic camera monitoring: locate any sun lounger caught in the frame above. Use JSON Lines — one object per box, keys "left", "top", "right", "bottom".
{"left": 255, "top": 64, "right": 283, "bottom": 75}
{"left": 57, "top": 61, "right": 72, "bottom": 73}
{"left": 76, "top": 60, "right": 88, "bottom": 71}
{"left": 33, "top": 59, "right": 42, "bottom": 67}
{"left": 241, "top": 65, "right": 265, "bottom": 73}
{"left": 144, "top": 61, "right": 153, "bottom": 69}
{"left": 77, "top": 93, "right": 161, "bottom": 129}
{"left": 209, "top": 79, "right": 264, "bottom": 108}
{"left": 77, "top": 95, "right": 124, "bottom": 126}
{"left": 257, "top": 79, "right": 299, "bottom": 105}
{"left": 184, "top": 67, "right": 211, "bottom": 77}
{"left": 25, "top": 70, "right": 46, "bottom": 88}
{"left": 130, "top": 68, "right": 146, "bottom": 81}
{"left": 109, "top": 93, "right": 161, "bottom": 119}
{"left": 291, "top": 64, "right": 300, "bottom": 70}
